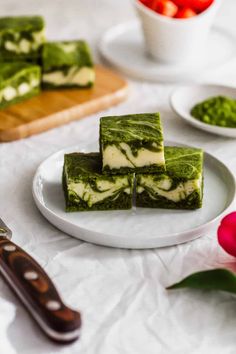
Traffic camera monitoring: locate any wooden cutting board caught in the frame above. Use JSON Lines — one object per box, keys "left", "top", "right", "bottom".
{"left": 0, "top": 65, "right": 129, "bottom": 142}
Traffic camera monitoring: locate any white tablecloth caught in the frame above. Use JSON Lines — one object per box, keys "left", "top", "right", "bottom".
{"left": 1, "top": 1, "right": 236, "bottom": 353}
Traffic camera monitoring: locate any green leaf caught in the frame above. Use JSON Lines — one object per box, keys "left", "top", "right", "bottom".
{"left": 167, "top": 269, "right": 236, "bottom": 294}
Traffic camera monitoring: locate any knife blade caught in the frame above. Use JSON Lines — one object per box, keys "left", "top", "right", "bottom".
{"left": 0, "top": 219, "right": 12, "bottom": 238}
{"left": 0, "top": 218, "right": 81, "bottom": 343}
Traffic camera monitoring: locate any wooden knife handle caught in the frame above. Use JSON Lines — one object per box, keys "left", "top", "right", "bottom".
{"left": 0, "top": 238, "right": 81, "bottom": 343}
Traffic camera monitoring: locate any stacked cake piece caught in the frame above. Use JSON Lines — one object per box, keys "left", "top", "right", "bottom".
{"left": 0, "top": 16, "right": 44, "bottom": 109}
{"left": 63, "top": 153, "right": 134, "bottom": 211}
{"left": 0, "top": 16, "right": 45, "bottom": 62}
{"left": 136, "top": 146, "right": 203, "bottom": 209}
{"left": 63, "top": 113, "right": 204, "bottom": 211}
{"left": 42, "top": 41, "right": 94, "bottom": 89}
{"left": 0, "top": 62, "right": 41, "bottom": 109}
{"left": 0, "top": 15, "right": 94, "bottom": 110}
{"left": 99, "top": 114, "right": 165, "bottom": 174}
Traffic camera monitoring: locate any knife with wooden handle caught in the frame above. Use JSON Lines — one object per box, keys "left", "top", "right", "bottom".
{"left": 0, "top": 218, "right": 81, "bottom": 343}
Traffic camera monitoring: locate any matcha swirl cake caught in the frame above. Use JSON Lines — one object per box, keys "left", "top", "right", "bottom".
{"left": 63, "top": 153, "right": 134, "bottom": 211}
{"left": 0, "top": 16, "right": 45, "bottom": 61}
{"left": 99, "top": 113, "right": 165, "bottom": 174}
{"left": 0, "top": 62, "right": 41, "bottom": 109}
{"left": 136, "top": 146, "right": 204, "bottom": 210}
{"left": 42, "top": 40, "right": 95, "bottom": 88}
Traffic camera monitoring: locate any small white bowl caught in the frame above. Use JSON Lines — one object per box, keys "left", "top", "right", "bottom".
{"left": 134, "top": 0, "right": 221, "bottom": 65}
{"left": 170, "top": 84, "right": 236, "bottom": 138}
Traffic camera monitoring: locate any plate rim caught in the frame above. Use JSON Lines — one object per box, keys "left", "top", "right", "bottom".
{"left": 99, "top": 21, "right": 236, "bottom": 83}
{"left": 32, "top": 140, "right": 236, "bottom": 249}
{"left": 170, "top": 84, "right": 236, "bottom": 138}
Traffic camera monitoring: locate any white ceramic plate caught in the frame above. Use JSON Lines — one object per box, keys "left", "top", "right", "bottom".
{"left": 32, "top": 141, "right": 235, "bottom": 249}
{"left": 170, "top": 84, "right": 236, "bottom": 137}
{"left": 99, "top": 21, "right": 236, "bottom": 82}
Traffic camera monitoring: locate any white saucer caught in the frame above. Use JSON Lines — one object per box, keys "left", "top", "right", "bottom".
{"left": 170, "top": 84, "right": 236, "bottom": 137}
{"left": 99, "top": 21, "right": 236, "bottom": 82}
{"left": 32, "top": 140, "right": 235, "bottom": 249}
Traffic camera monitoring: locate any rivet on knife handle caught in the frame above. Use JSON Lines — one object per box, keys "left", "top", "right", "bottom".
{"left": 0, "top": 238, "right": 81, "bottom": 343}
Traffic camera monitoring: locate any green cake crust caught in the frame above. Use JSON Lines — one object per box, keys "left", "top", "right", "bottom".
{"left": 100, "top": 113, "right": 165, "bottom": 175}
{"left": 0, "top": 62, "right": 41, "bottom": 109}
{"left": 0, "top": 16, "right": 45, "bottom": 60}
{"left": 63, "top": 152, "right": 134, "bottom": 211}
{"left": 42, "top": 40, "right": 95, "bottom": 88}
{"left": 136, "top": 146, "right": 204, "bottom": 210}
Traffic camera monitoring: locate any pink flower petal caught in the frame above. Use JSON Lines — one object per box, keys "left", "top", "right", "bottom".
{"left": 218, "top": 215, "right": 236, "bottom": 257}
{"left": 221, "top": 212, "right": 236, "bottom": 227}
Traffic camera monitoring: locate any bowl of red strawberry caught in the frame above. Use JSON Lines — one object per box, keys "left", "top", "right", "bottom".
{"left": 135, "top": 0, "right": 221, "bottom": 64}
{"left": 140, "top": 0, "right": 215, "bottom": 19}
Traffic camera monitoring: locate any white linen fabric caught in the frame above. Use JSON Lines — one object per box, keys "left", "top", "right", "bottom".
{"left": 0, "top": 1, "right": 236, "bottom": 353}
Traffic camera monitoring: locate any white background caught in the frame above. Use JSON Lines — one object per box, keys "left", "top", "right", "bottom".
{"left": 0, "top": 0, "right": 236, "bottom": 353}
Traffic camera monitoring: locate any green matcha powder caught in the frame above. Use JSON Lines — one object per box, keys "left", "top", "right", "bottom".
{"left": 191, "top": 96, "right": 236, "bottom": 128}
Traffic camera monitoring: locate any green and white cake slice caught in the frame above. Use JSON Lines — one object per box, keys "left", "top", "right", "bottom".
{"left": 0, "top": 62, "right": 41, "bottom": 109}
{"left": 0, "top": 16, "right": 45, "bottom": 61}
{"left": 63, "top": 152, "right": 134, "bottom": 211}
{"left": 136, "top": 146, "right": 204, "bottom": 210}
{"left": 100, "top": 113, "right": 165, "bottom": 174}
{"left": 42, "top": 40, "right": 95, "bottom": 88}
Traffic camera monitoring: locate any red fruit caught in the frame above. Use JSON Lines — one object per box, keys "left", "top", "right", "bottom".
{"left": 139, "top": 0, "right": 152, "bottom": 5}
{"left": 189, "top": 0, "right": 214, "bottom": 12}
{"left": 148, "top": 0, "right": 161, "bottom": 10}
{"left": 218, "top": 225, "right": 236, "bottom": 258}
{"left": 172, "top": 0, "right": 190, "bottom": 6}
{"left": 175, "top": 6, "right": 197, "bottom": 18}
{"left": 217, "top": 212, "right": 236, "bottom": 257}
{"left": 154, "top": 0, "right": 178, "bottom": 17}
